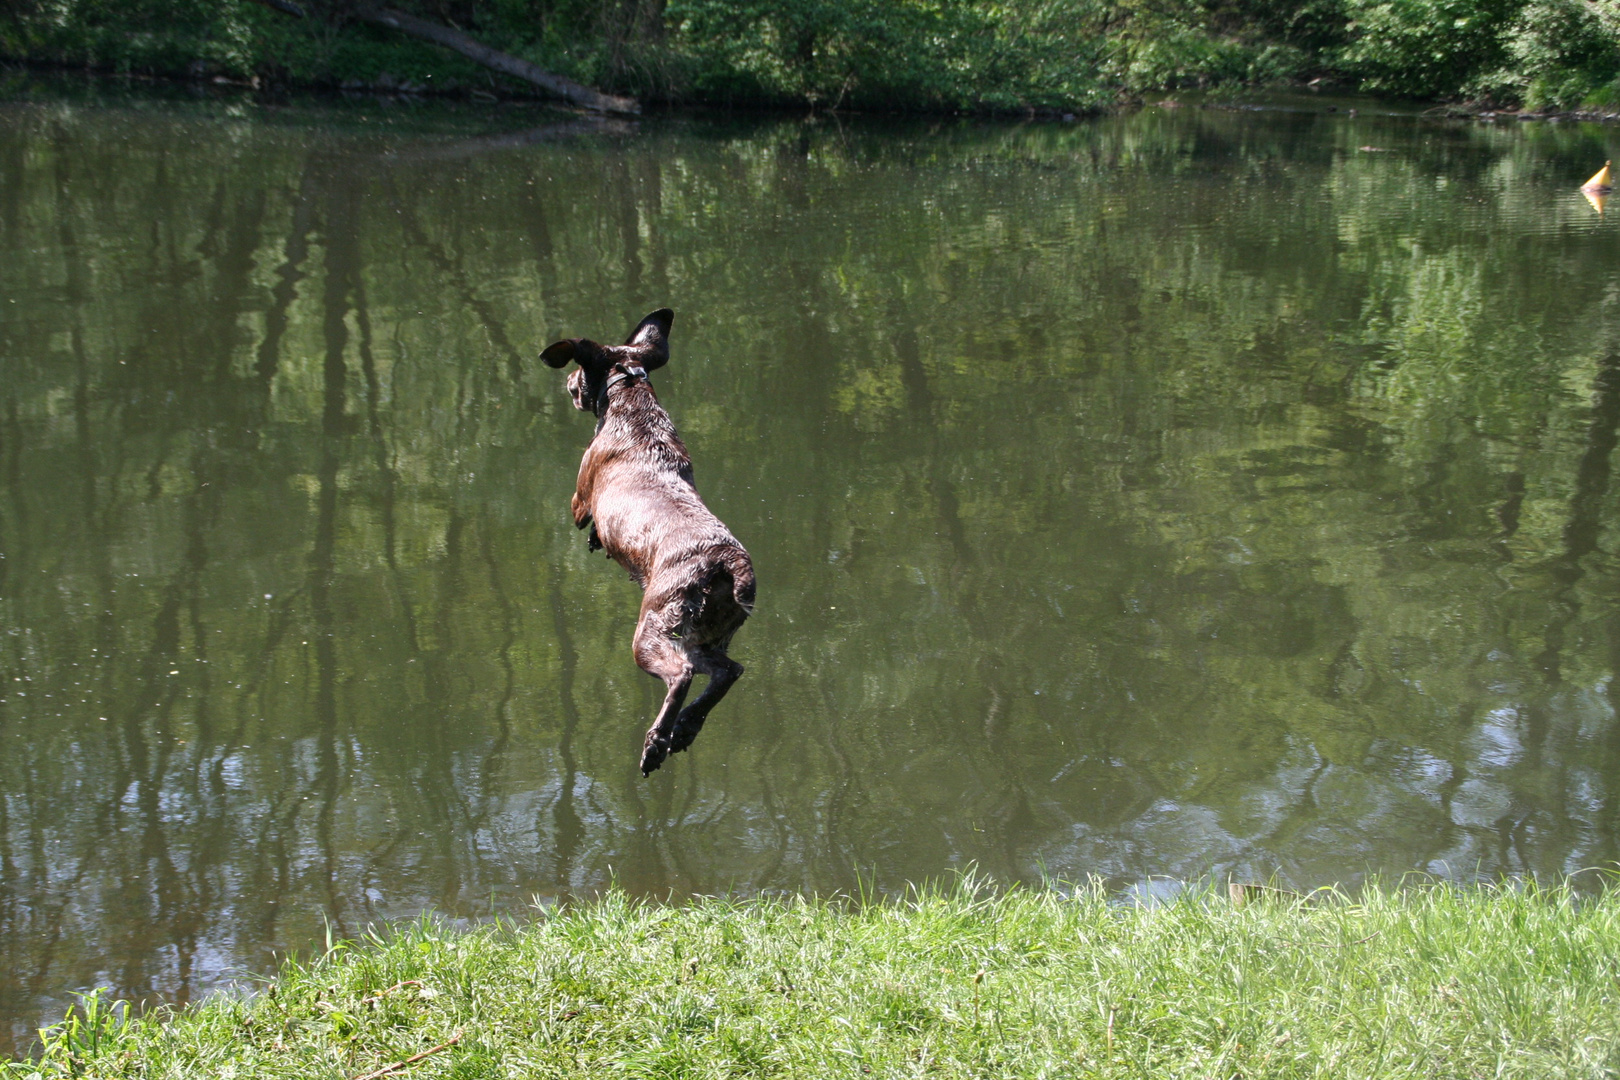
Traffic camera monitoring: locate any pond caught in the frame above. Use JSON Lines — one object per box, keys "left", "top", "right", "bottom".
{"left": 3, "top": 84, "right": 1620, "bottom": 1048}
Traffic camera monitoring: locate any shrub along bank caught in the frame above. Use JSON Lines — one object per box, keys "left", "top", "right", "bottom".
{"left": 4, "top": 0, "right": 1620, "bottom": 113}
{"left": 7, "top": 877, "right": 1620, "bottom": 1079}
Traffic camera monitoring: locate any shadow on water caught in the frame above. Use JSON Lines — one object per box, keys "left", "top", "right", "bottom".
{"left": 5, "top": 96, "right": 1620, "bottom": 1048}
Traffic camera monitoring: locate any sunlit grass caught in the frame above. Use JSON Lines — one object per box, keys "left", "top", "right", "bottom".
{"left": 9, "top": 875, "right": 1620, "bottom": 1078}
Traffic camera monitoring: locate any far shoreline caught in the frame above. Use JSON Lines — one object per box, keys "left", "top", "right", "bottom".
{"left": 21, "top": 57, "right": 1620, "bottom": 126}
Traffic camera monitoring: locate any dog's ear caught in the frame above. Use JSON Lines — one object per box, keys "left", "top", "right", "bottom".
{"left": 624, "top": 308, "right": 674, "bottom": 370}
{"left": 540, "top": 339, "right": 578, "bottom": 369}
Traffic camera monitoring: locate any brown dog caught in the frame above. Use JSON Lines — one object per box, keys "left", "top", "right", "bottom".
{"left": 541, "top": 309, "right": 755, "bottom": 776}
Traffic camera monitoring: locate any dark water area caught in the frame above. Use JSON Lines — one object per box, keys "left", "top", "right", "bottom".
{"left": 4, "top": 87, "right": 1620, "bottom": 1048}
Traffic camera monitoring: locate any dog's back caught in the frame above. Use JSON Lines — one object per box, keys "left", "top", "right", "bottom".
{"left": 542, "top": 309, "right": 754, "bottom": 775}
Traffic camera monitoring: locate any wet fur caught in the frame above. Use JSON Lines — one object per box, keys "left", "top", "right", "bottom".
{"left": 542, "top": 310, "right": 755, "bottom": 776}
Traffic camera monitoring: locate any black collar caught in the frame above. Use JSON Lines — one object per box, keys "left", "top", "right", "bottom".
{"left": 596, "top": 363, "right": 647, "bottom": 416}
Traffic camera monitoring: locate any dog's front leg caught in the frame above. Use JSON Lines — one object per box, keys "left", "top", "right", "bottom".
{"left": 570, "top": 491, "right": 602, "bottom": 551}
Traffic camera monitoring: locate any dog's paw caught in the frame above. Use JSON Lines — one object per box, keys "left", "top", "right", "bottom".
{"left": 668, "top": 712, "right": 707, "bottom": 754}
{"left": 587, "top": 525, "right": 603, "bottom": 553}
{"left": 640, "top": 734, "right": 670, "bottom": 776}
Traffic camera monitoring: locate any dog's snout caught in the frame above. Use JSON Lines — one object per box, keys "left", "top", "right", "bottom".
{"left": 566, "top": 369, "right": 590, "bottom": 411}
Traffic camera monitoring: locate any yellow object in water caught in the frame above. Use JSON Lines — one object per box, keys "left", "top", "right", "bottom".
{"left": 1582, "top": 160, "right": 1613, "bottom": 192}
{"left": 1584, "top": 187, "right": 1607, "bottom": 216}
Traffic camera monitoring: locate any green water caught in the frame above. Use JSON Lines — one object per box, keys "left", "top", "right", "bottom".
{"left": 4, "top": 88, "right": 1620, "bottom": 1045}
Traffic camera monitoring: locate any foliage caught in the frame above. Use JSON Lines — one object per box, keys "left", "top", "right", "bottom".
{"left": 7, "top": 878, "right": 1620, "bottom": 1078}
{"left": 0, "top": 0, "right": 266, "bottom": 77}
{"left": 1336, "top": 0, "right": 1524, "bottom": 99}
{"left": 5, "top": 0, "right": 1620, "bottom": 108}
{"left": 665, "top": 0, "right": 1120, "bottom": 110}
{"left": 1474, "top": 0, "right": 1620, "bottom": 109}
{"left": 1092, "top": 0, "right": 1322, "bottom": 90}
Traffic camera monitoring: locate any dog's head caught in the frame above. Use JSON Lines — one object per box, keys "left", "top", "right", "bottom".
{"left": 540, "top": 308, "right": 674, "bottom": 415}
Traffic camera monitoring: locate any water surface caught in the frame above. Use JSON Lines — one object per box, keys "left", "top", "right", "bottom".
{"left": 4, "top": 88, "right": 1620, "bottom": 1046}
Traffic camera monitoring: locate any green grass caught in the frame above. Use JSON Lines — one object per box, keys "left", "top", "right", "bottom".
{"left": 10, "top": 876, "right": 1620, "bottom": 1079}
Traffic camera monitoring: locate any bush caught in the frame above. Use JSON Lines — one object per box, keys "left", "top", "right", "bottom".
{"left": 1, "top": 0, "right": 264, "bottom": 77}
{"left": 1339, "top": 0, "right": 1524, "bottom": 98}
{"left": 664, "top": 0, "right": 1118, "bottom": 111}
{"left": 1474, "top": 0, "right": 1620, "bottom": 109}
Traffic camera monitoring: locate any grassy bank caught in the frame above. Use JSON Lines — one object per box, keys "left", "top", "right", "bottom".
{"left": 5, "top": 0, "right": 1620, "bottom": 113}
{"left": 9, "top": 878, "right": 1619, "bottom": 1078}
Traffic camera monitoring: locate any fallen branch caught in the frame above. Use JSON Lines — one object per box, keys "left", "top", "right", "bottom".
{"left": 244, "top": 0, "right": 639, "bottom": 115}
{"left": 356, "top": 7, "right": 639, "bottom": 115}
{"left": 349, "top": 1029, "right": 463, "bottom": 1080}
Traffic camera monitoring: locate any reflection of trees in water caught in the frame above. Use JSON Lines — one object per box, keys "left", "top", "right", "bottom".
{"left": 6, "top": 104, "right": 1620, "bottom": 1047}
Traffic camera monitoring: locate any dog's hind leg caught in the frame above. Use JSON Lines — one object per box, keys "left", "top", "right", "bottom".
{"left": 668, "top": 651, "right": 743, "bottom": 755}
{"left": 633, "top": 613, "right": 693, "bottom": 776}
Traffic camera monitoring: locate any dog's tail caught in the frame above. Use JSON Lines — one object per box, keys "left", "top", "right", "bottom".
{"left": 724, "top": 550, "right": 756, "bottom": 615}
{"left": 686, "top": 552, "right": 754, "bottom": 638}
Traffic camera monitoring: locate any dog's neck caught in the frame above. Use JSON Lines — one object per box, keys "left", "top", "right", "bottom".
{"left": 594, "top": 363, "right": 649, "bottom": 423}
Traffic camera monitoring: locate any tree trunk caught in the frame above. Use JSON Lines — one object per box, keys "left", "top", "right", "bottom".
{"left": 246, "top": 0, "right": 640, "bottom": 115}
{"left": 356, "top": 7, "right": 640, "bottom": 115}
